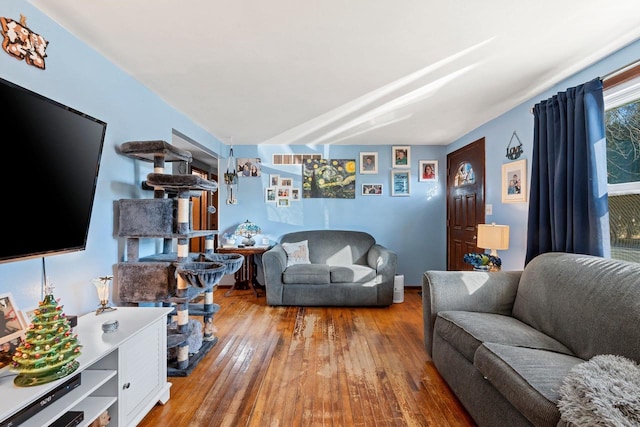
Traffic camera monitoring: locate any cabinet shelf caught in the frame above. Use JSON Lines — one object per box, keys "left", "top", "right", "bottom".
{"left": 73, "top": 396, "right": 118, "bottom": 427}
{"left": 6, "top": 370, "right": 115, "bottom": 427}
{"left": 0, "top": 307, "right": 172, "bottom": 427}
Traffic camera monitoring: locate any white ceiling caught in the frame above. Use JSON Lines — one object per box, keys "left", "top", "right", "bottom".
{"left": 30, "top": 1, "right": 640, "bottom": 147}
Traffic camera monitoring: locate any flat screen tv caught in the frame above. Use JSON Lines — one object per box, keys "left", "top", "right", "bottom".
{"left": 0, "top": 77, "right": 107, "bottom": 263}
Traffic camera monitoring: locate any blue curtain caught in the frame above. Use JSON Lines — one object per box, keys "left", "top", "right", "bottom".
{"left": 525, "top": 78, "right": 610, "bottom": 264}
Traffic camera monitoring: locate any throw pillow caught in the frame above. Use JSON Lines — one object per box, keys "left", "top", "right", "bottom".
{"left": 282, "top": 240, "right": 311, "bottom": 267}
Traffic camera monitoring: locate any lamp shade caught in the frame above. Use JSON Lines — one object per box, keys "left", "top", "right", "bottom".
{"left": 476, "top": 223, "right": 509, "bottom": 257}
{"left": 235, "top": 219, "right": 261, "bottom": 246}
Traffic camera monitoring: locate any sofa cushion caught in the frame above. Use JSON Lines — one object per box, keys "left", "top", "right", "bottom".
{"left": 474, "top": 342, "right": 583, "bottom": 427}
{"left": 282, "top": 263, "right": 330, "bottom": 284}
{"left": 513, "top": 252, "right": 640, "bottom": 361}
{"left": 330, "top": 265, "right": 376, "bottom": 283}
{"left": 280, "top": 230, "right": 374, "bottom": 265}
{"left": 435, "top": 311, "right": 573, "bottom": 363}
{"left": 282, "top": 240, "right": 311, "bottom": 267}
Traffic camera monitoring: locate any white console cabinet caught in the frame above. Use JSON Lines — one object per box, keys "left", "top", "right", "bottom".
{"left": 0, "top": 307, "right": 172, "bottom": 427}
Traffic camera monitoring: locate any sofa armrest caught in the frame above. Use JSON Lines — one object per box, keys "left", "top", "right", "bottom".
{"left": 367, "top": 244, "right": 397, "bottom": 277}
{"left": 262, "top": 245, "right": 288, "bottom": 305}
{"left": 422, "top": 270, "right": 522, "bottom": 356}
{"left": 367, "top": 244, "right": 398, "bottom": 305}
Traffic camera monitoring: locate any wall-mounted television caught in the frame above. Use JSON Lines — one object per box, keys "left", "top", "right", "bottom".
{"left": 0, "top": 77, "right": 107, "bottom": 263}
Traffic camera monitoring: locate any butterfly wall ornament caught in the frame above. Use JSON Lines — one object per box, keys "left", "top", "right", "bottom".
{"left": 0, "top": 15, "right": 49, "bottom": 69}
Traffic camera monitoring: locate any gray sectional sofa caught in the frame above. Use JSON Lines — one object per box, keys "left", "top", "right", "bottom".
{"left": 422, "top": 252, "right": 640, "bottom": 427}
{"left": 262, "top": 230, "right": 397, "bottom": 306}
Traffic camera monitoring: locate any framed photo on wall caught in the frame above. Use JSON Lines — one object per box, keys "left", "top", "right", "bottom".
{"left": 502, "top": 159, "right": 527, "bottom": 203}
{"left": 361, "top": 183, "right": 383, "bottom": 195}
{"left": 359, "top": 152, "right": 378, "bottom": 174}
{"left": 391, "top": 170, "right": 411, "bottom": 196}
{"left": 392, "top": 146, "right": 410, "bottom": 168}
{"left": 237, "top": 157, "right": 262, "bottom": 177}
{"left": 419, "top": 160, "right": 438, "bottom": 182}
{"left": 280, "top": 177, "right": 293, "bottom": 187}
{"left": 265, "top": 187, "right": 277, "bottom": 203}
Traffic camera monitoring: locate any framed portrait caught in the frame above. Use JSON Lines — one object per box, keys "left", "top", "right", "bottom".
{"left": 391, "top": 170, "right": 411, "bottom": 196}
{"left": 269, "top": 174, "right": 280, "bottom": 187}
{"left": 502, "top": 159, "right": 527, "bottom": 203}
{"left": 361, "top": 183, "right": 383, "bottom": 195}
{"left": 291, "top": 188, "right": 301, "bottom": 201}
{"left": 280, "top": 177, "right": 293, "bottom": 187}
{"left": 392, "top": 146, "right": 410, "bottom": 168}
{"left": 237, "top": 157, "right": 262, "bottom": 177}
{"left": 277, "top": 186, "right": 290, "bottom": 198}
{"left": 277, "top": 197, "right": 290, "bottom": 208}
{"left": 0, "top": 293, "right": 27, "bottom": 348}
{"left": 359, "top": 152, "right": 378, "bottom": 174}
{"left": 265, "top": 187, "right": 277, "bottom": 203}
{"left": 419, "top": 160, "right": 438, "bottom": 182}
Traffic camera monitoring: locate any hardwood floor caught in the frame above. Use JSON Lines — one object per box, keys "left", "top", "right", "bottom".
{"left": 139, "top": 287, "right": 475, "bottom": 427}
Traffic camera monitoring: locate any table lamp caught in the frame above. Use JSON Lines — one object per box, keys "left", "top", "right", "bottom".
{"left": 235, "top": 220, "right": 261, "bottom": 246}
{"left": 93, "top": 275, "right": 117, "bottom": 315}
{"left": 476, "top": 223, "right": 510, "bottom": 258}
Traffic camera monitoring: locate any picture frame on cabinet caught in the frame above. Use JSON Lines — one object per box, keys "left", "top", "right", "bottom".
{"left": 419, "top": 160, "right": 438, "bottom": 182}
{"left": 501, "top": 159, "right": 527, "bottom": 203}
{"left": 391, "top": 170, "right": 411, "bottom": 196}
{"left": 0, "top": 293, "right": 27, "bottom": 352}
{"left": 359, "top": 152, "right": 378, "bottom": 174}
{"left": 392, "top": 146, "right": 410, "bottom": 168}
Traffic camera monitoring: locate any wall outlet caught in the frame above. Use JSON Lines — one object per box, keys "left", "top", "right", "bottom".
{"left": 486, "top": 204, "right": 493, "bottom": 215}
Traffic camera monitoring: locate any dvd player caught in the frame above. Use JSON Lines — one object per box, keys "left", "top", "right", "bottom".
{"left": 0, "top": 373, "right": 81, "bottom": 427}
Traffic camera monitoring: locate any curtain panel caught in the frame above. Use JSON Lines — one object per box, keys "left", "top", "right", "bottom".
{"left": 525, "top": 78, "right": 610, "bottom": 264}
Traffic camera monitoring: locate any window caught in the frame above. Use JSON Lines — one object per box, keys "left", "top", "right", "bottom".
{"left": 604, "top": 64, "right": 640, "bottom": 262}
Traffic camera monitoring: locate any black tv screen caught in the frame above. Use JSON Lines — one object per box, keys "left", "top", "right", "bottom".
{"left": 0, "top": 77, "right": 107, "bottom": 263}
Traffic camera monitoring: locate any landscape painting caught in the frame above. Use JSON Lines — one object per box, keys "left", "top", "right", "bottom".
{"left": 302, "top": 159, "right": 356, "bottom": 199}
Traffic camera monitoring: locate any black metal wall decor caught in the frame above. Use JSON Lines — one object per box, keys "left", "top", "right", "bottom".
{"left": 506, "top": 131, "right": 523, "bottom": 160}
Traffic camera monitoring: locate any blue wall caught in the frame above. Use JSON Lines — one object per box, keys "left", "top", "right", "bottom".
{"left": 448, "top": 40, "right": 640, "bottom": 271}
{"left": 0, "top": 1, "right": 224, "bottom": 314}
{"left": 216, "top": 144, "right": 447, "bottom": 288}
{"left": 1, "top": 0, "right": 639, "bottom": 316}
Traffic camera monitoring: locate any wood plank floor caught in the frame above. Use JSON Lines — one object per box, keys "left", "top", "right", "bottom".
{"left": 139, "top": 287, "right": 476, "bottom": 427}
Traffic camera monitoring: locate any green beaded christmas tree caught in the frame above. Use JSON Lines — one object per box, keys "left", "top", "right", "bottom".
{"left": 11, "top": 286, "right": 81, "bottom": 387}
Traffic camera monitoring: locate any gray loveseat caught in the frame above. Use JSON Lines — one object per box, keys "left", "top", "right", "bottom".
{"left": 422, "top": 252, "right": 640, "bottom": 427}
{"left": 262, "top": 230, "right": 397, "bottom": 306}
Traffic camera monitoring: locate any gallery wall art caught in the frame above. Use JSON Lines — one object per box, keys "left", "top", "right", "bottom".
{"left": 303, "top": 159, "right": 356, "bottom": 199}
{"left": 0, "top": 15, "right": 49, "bottom": 69}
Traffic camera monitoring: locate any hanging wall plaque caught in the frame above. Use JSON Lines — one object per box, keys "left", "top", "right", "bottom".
{"left": 0, "top": 15, "right": 49, "bottom": 69}
{"left": 506, "top": 131, "right": 523, "bottom": 160}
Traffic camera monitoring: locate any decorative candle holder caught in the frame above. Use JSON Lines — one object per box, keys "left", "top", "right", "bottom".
{"left": 93, "top": 276, "right": 117, "bottom": 315}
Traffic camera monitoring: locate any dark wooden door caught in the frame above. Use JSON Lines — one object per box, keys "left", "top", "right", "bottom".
{"left": 190, "top": 167, "right": 219, "bottom": 253}
{"left": 447, "top": 138, "right": 486, "bottom": 270}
